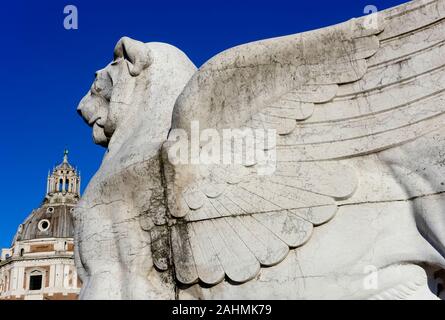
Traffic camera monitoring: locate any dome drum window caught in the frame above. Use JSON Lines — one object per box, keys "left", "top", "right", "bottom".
{"left": 46, "top": 207, "right": 54, "bottom": 213}
{"left": 28, "top": 270, "right": 44, "bottom": 291}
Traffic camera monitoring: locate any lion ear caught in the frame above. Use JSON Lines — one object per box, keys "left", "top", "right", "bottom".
{"left": 113, "top": 36, "right": 152, "bottom": 77}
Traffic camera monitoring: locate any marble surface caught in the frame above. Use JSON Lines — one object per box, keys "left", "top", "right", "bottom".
{"left": 75, "top": 0, "right": 445, "bottom": 299}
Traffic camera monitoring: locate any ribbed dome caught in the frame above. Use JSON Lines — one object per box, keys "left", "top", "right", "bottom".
{"left": 15, "top": 203, "right": 75, "bottom": 242}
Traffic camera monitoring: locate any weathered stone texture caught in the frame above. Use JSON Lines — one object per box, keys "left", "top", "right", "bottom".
{"left": 75, "top": 0, "right": 445, "bottom": 299}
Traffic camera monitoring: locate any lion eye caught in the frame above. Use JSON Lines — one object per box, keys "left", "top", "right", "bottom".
{"left": 93, "top": 81, "right": 102, "bottom": 93}
{"left": 91, "top": 73, "right": 112, "bottom": 101}
{"left": 91, "top": 81, "right": 101, "bottom": 95}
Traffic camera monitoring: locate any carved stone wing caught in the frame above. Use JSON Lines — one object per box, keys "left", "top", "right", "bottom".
{"left": 158, "top": 0, "right": 445, "bottom": 286}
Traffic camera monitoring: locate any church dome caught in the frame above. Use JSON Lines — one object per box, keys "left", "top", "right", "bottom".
{"left": 12, "top": 150, "right": 81, "bottom": 244}
{"left": 0, "top": 150, "right": 82, "bottom": 301}
{"left": 15, "top": 204, "right": 75, "bottom": 241}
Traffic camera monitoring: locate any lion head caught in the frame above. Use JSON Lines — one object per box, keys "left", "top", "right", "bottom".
{"left": 77, "top": 37, "right": 197, "bottom": 167}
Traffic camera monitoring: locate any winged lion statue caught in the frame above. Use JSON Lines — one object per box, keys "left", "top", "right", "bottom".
{"left": 75, "top": 0, "right": 445, "bottom": 299}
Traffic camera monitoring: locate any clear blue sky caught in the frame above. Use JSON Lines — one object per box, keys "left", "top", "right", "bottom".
{"left": 0, "top": 0, "right": 408, "bottom": 248}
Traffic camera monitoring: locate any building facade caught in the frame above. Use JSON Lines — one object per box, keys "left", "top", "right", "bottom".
{"left": 0, "top": 151, "right": 82, "bottom": 300}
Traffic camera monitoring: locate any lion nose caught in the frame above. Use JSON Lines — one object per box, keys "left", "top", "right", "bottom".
{"left": 77, "top": 106, "right": 83, "bottom": 118}
{"left": 77, "top": 92, "right": 96, "bottom": 125}
{"left": 77, "top": 98, "right": 88, "bottom": 120}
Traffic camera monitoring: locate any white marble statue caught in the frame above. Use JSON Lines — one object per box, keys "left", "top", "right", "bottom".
{"left": 75, "top": 0, "right": 445, "bottom": 299}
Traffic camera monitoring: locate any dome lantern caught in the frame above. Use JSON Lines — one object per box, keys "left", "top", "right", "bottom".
{"left": 46, "top": 150, "right": 81, "bottom": 203}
